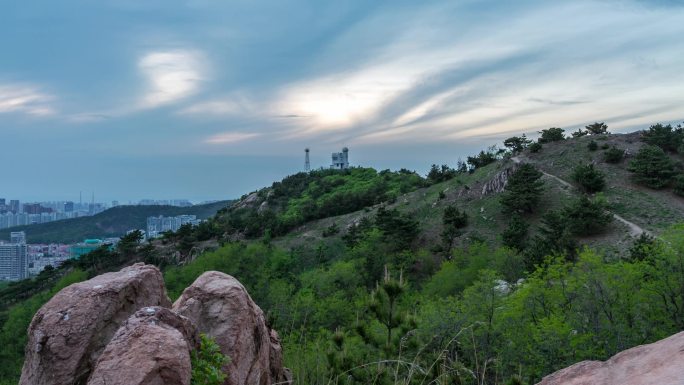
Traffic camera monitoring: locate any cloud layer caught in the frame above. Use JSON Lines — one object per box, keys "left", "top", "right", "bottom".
{"left": 1, "top": 0, "right": 683, "bottom": 201}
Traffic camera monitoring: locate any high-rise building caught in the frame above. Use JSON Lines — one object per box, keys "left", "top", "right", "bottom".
{"left": 9, "top": 200, "right": 20, "bottom": 213}
{"left": 64, "top": 201, "right": 74, "bottom": 212}
{"left": 10, "top": 231, "right": 26, "bottom": 245}
{"left": 0, "top": 243, "right": 28, "bottom": 281}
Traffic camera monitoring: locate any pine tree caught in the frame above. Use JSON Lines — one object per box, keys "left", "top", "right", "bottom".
{"left": 500, "top": 164, "right": 545, "bottom": 214}
{"left": 571, "top": 163, "right": 606, "bottom": 193}
{"left": 628, "top": 145, "right": 675, "bottom": 189}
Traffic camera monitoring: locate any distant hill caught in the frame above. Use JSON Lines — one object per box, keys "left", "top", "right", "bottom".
{"left": 0, "top": 201, "right": 232, "bottom": 244}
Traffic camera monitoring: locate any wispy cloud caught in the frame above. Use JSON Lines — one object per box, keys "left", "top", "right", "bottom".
{"left": 0, "top": 84, "right": 55, "bottom": 117}
{"left": 204, "top": 132, "right": 260, "bottom": 144}
{"left": 138, "top": 50, "right": 206, "bottom": 109}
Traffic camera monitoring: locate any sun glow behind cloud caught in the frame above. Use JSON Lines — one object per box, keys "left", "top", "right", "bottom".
{"left": 138, "top": 50, "right": 205, "bottom": 109}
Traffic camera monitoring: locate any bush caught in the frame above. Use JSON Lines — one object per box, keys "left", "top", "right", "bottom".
{"left": 192, "top": 334, "right": 228, "bottom": 385}
{"left": 538, "top": 127, "right": 565, "bottom": 143}
{"left": 562, "top": 196, "right": 613, "bottom": 236}
{"left": 502, "top": 214, "right": 529, "bottom": 251}
{"left": 674, "top": 174, "right": 684, "bottom": 197}
{"left": 604, "top": 147, "right": 625, "bottom": 163}
{"left": 529, "top": 142, "right": 542, "bottom": 153}
{"left": 628, "top": 145, "right": 675, "bottom": 189}
{"left": 571, "top": 163, "right": 606, "bottom": 193}
{"left": 585, "top": 122, "right": 609, "bottom": 135}
{"left": 571, "top": 129, "right": 588, "bottom": 137}
{"left": 601, "top": 143, "right": 610, "bottom": 150}
{"left": 642, "top": 123, "right": 683, "bottom": 152}
{"left": 322, "top": 223, "right": 340, "bottom": 237}
{"left": 587, "top": 140, "right": 598, "bottom": 151}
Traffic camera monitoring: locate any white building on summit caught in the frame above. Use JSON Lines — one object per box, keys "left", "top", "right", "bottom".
{"left": 331, "top": 147, "right": 349, "bottom": 169}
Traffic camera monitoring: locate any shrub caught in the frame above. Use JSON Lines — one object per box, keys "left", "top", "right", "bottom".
{"left": 562, "top": 196, "right": 613, "bottom": 236}
{"left": 628, "top": 145, "right": 675, "bottom": 189}
{"left": 587, "top": 140, "right": 598, "bottom": 151}
{"left": 674, "top": 174, "right": 684, "bottom": 197}
{"left": 322, "top": 223, "right": 340, "bottom": 237}
{"left": 585, "top": 122, "right": 609, "bottom": 135}
{"left": 601, "top": 143, "right": 610, "bottom": 150}
{"left": 529, "top": 142, "right": 542, "bottom": 153}
{"left": 192, "top": 334, "right": 228, "bottom": 385}
{"left": 502, "top": 214, "right": 529, "bottom": 251}
{"left": 642, "top": 123, "right": 683, "bottom": 152}
{"left": 604, "top": 147, "right": 625, "bottom": 163}
{"left": 538, "top": 127, "right": 565, "bottom": 143}
{"left": 571, "top": 163, "right": 606, "bottom": 193}
{"left": 571, "top": 129, "right": 588, "bottom": 137}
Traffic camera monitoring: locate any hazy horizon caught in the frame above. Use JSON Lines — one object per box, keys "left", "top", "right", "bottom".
{"left": 2, "top": 0, "right": 684, "bottom": 201}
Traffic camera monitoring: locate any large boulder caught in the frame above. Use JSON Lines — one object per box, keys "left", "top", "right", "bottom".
{"left": 87, "top": 306, "right": 199, "bottom": 385}
{"left": 20, "top": 263, "right": 171, "bottom": 385}
{"left": 537, "top": 331, "right": 684, "bottom": 385}
{"left": 173, "top": 271, "right": 289, "bottom": 385}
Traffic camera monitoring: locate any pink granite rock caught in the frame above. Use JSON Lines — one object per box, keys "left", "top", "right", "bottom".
{"left": 173, "top": 271, "right": 290, "bottom": 385}
{"left": 538, "top": 331, "right": 684, "bottom": 385}
{"left": 87, "top": 306, "right": 199, "bottom": 385}
{"left": 20, "top": 263, "right": 171, "bottom": 385}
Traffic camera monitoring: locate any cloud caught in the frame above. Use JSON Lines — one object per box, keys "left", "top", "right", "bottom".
{"left": 138, "top": 50, "right": 206, "bottom": 108}
{"left": 204, "top": 132, "right": 260, "bottom": 144}
{"left": 178, "top": 94, "right": 254, "bottom": 117}
{"left": 0, "top": 84, "right": 55, "bottom": 117}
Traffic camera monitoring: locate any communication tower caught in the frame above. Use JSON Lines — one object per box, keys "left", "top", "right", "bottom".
{"left": 305, "top": 148, "right": 311, "bottom": 171}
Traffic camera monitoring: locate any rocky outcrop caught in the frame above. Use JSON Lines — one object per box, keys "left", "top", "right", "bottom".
{"left": 173, "top": 271, "right": 289, "bottom": 385}
{"left": 87, "top": 306, "right": 199, "bottom": 385}
{"left": 537, "top": 331, "right": 684, "bottom": 385}
{"left": 20, "top": 263, "right": 171, "bottom": 385}
{"left": 481, "top": 165, "right": 517, "bottom": 196}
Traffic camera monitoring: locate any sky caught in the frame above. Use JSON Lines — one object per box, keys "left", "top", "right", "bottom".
{"left": 1, "top": 0, "right": 684, "bottom": 202}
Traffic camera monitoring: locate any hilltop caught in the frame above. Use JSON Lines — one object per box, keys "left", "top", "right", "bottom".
{"left": 0, "top": 200, "right": 231, "bottom": 244}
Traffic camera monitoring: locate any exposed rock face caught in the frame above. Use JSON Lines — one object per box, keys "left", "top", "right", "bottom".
{"left": 87, "top": 306, "right": 199, "bottom": 385}
{"left": 481, "top": 165, "right": 518, "bottom": 196}
{"left": 20, "top": 263, "right": 171, "bottom": 385}
{"left": 537, "top": 331, "right": 684, "bottom": 385}
{"left": 173, "top": 271, "right": 289, "bottom": 385}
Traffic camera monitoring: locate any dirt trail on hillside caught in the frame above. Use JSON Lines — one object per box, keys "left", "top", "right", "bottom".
{"left": 510, "top": 156, "right": 647, "bottom": 237}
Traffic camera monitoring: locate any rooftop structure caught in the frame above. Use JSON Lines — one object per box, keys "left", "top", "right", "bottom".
{"left": 331, "top": 147, "right": 349, "bottom": 169}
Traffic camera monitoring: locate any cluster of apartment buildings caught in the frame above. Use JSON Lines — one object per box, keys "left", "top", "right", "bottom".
{"left": 146, "top": 215, "right": 201, "bottom": 238}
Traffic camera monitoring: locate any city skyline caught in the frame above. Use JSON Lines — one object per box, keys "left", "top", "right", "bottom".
{"left": 2, "top": 1, "right": 684, "bottom": 201}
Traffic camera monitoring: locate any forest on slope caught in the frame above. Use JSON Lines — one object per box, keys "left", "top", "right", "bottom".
{"left": 1, "top": 122, "right": 683, "bottom": 385}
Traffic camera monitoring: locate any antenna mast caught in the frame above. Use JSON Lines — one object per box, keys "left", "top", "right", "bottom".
{"left": 305, "top": 148, "right": 310, "bottom": 171}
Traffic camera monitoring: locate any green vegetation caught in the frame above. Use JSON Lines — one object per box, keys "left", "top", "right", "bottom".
{"left": 503, "top": 135, "right": 532, "bottom": 153}
{"left": 585, "top": 122, "right": 609, "bottom": 135}
{"left": 604, "top": 146, "right": 624, "bottom": 163}
{"left": 628, "top": 145, "right": 675, "bottom": 189}
{"left": 528, "top": 142, "right": 542, "bottom": 153}
{"left": 571, "top": 163, "right": 605, "bottom": 193}
{"left": 587, "top": 140, "right": 598, "bottom": 151}
{"left": 0, "top": 201, "right": 230, "bottom": 244}
{"left": 191, "top": 334, "right": 228, "bottom": 385}
{"left": 674, "top": 174, "right": 684, "bottom": 197}
{"left": 642, "top": 123, "right": 683, "bottom": 153}
{"left": 3, "top": 125, "right": 684, "bottom": 385}
{"left": 500, "top": 164, "right": 544, "bottom": 214}
{"left": 538, "top": 127, "right": 565, "bottom": 143}
{"left": 212, "top": 167, "right": 425, "bottom": 240}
